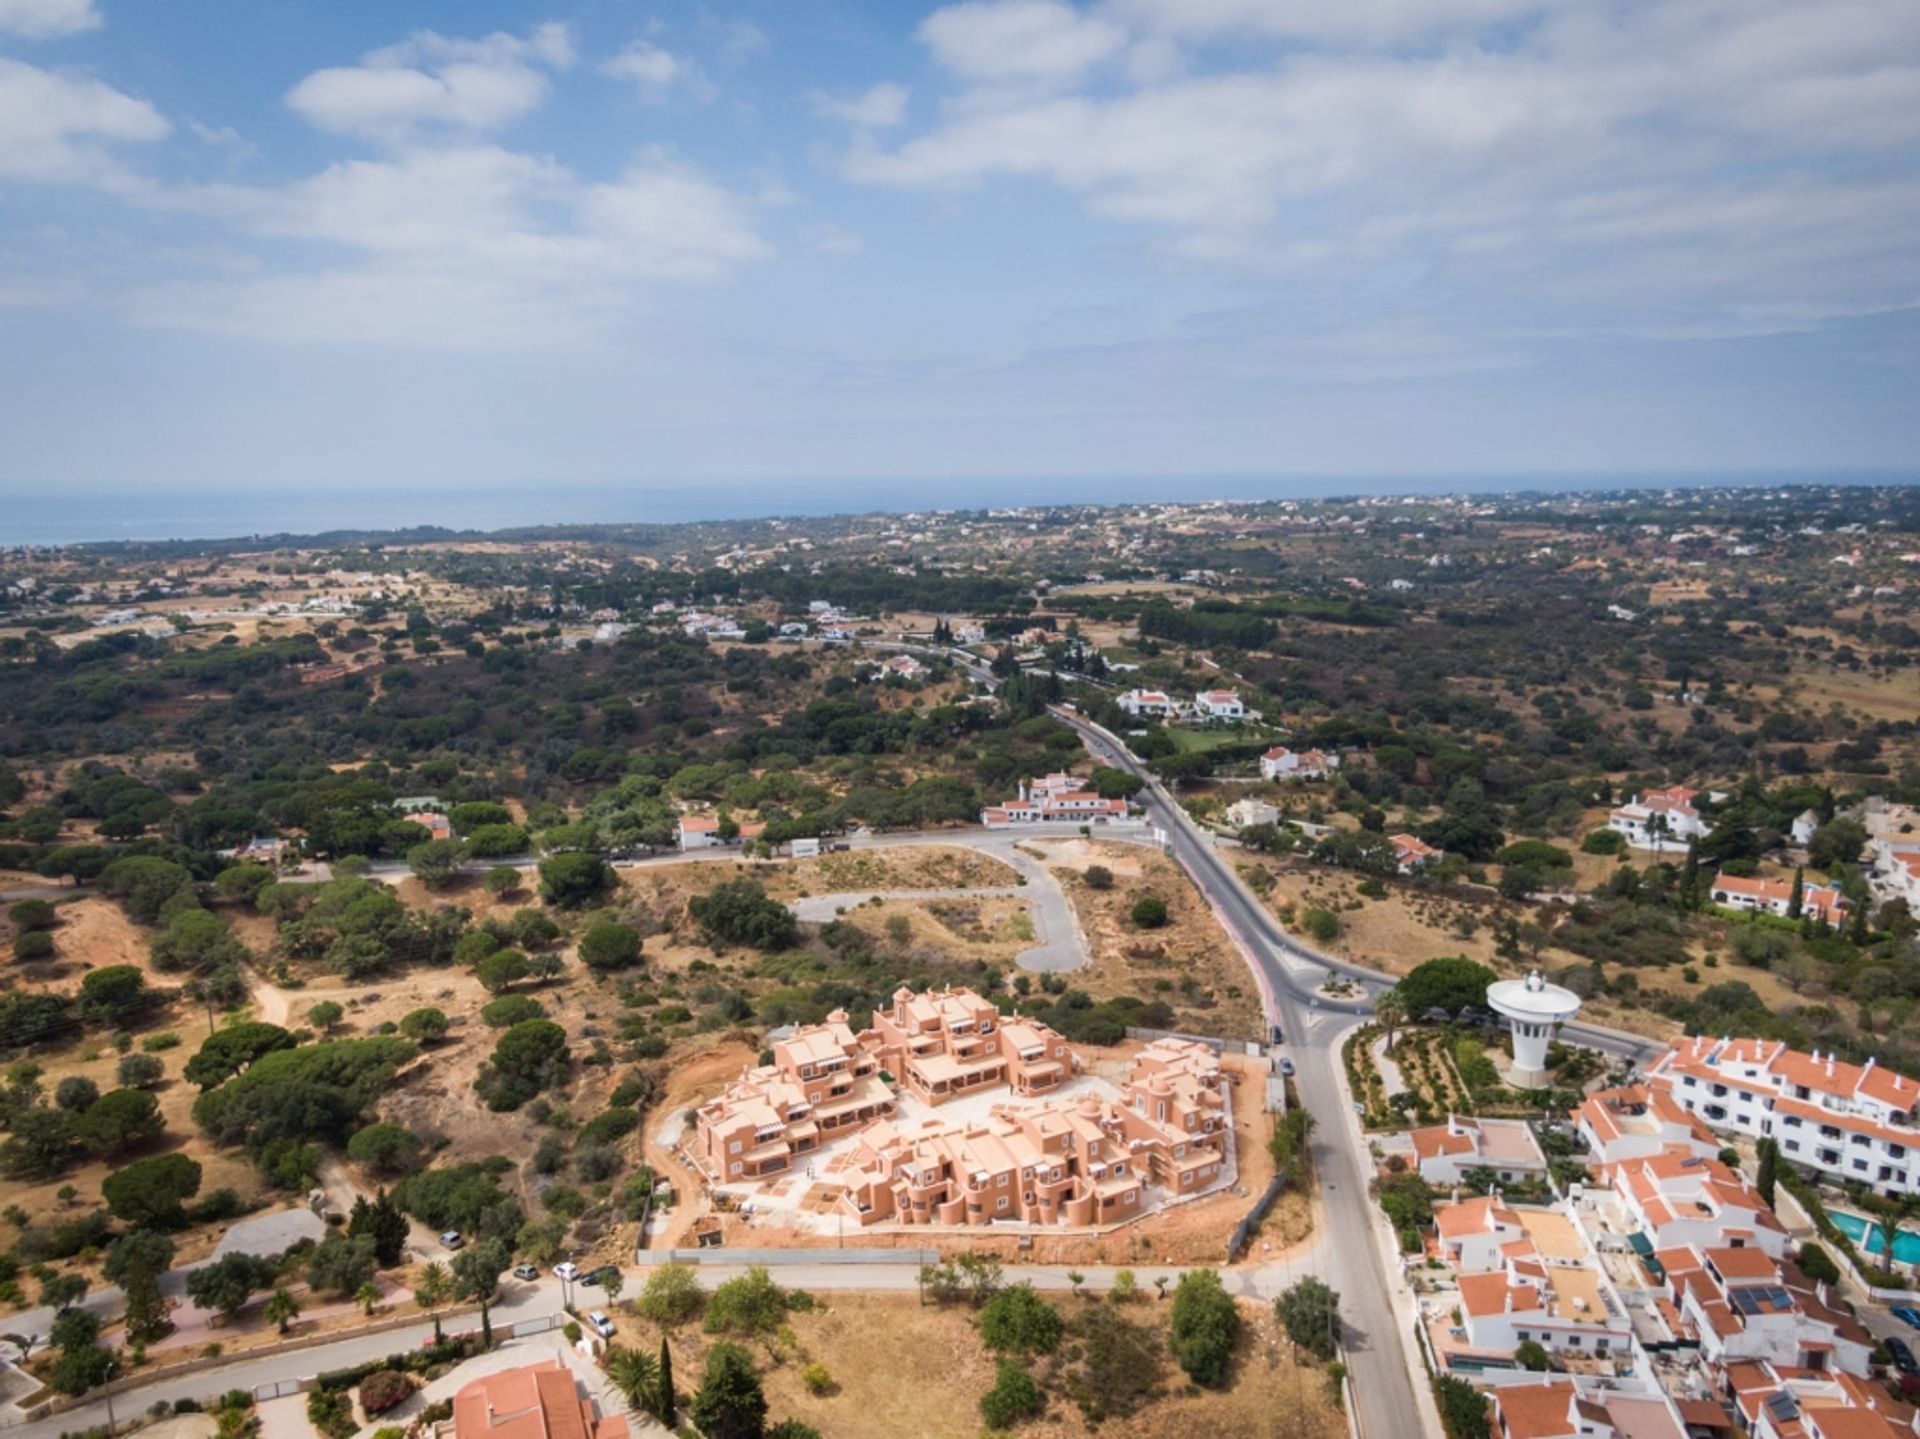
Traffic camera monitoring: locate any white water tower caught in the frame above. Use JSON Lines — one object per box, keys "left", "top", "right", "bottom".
{"left": 1487, "top": 969, "right": 1583, "bottom": 1086}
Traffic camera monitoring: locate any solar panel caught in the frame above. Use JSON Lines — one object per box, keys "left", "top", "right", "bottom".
{"left": 1766, "top": 1392, "right": 1799, "bottom": 1422}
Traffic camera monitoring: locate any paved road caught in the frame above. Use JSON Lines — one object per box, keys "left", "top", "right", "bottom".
{"left": 0, "top": 1278, "right": 562, "bottom": 1439}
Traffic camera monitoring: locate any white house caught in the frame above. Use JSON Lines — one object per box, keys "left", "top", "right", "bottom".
{"left": 1117, "top": 688, "right": 1177, "bottom": 718}
{"left": 1224, "top": 798, "right": 1280, "bottom": 830}
{"left": 1390, "top": 833, "right": 1442, "bottom": 874}
{"left": 1732, "top": 1362, "right": 1913, "bottom": 1439}
{"left": 1791, "top": 809, "right": 1820, "bottom": 847}
{"left": 1657, "top": 1245, "right": 1873, "bottom": 1377}
{"left": 1409, "top": 1115, "right": 1547, "bottom": 1186}
{"left": 980, "top": 773, "right": 1130, "bottom": 828}
{"left": 1708, "top": 873, "right": 1848, "bottom": 927}
{"left": 1432, "top": 1194, "right": 1526, "bottom": 1272}
{"left": 1259, "top": 747, "right": 1338, "bottom": 781}
{"left": 676, "top": 815, "right": 720, "bottom": 851}
{"left": 1572, "top": 1084, "right": 1720, "bottom": 1167}
{"left": 1608, "top": 786, "right": 1712, "bottom": 852}
{"left": 1600, "top": 1149, "right": 1790, "bottom": 1260}
{"left": 1457, "top": 1249, "right": 1630, "bottom": 1361}
{"left": 1868, "top": 840, "right": 1920, "bottom": 909}
{"left": 1191, "top": 689, "right": 1247, "bottom": 722}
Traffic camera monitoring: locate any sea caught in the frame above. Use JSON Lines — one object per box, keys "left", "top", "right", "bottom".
{"left": 1, "top": 471, "right": 1909, "bottom": 547}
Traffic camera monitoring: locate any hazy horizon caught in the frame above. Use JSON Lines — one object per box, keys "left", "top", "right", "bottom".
{"left": 5, "top": 469, "right": 1916, "bottom": 548}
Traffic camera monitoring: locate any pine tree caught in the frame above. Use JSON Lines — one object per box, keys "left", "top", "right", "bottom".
{"left": 1755, "top": 1137, "right": 1778, "bottom": 1208}
{"left": 657, "top": 1335, "right": 677, "bottom": 1427}
{"left": 1787, "top": 866, "right": 1805, "bottom": 920}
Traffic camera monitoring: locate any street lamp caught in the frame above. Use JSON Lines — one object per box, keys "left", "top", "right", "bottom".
{"left": 101, "top": 1355, "right": 119, "bottom": 1437}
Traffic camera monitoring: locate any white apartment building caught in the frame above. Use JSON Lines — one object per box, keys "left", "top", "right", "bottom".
{"left": 1648, "top": 1035, "right": 1920, "bottom": 1198}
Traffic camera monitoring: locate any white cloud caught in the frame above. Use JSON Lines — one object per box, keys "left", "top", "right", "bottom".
{"left": 803, "top": 222, "right": 865, "bottom": 254}
{"left": 286, "top": 23, "right": 574, "bottom": 141}
{"left": 846, "top": 0, "right": 1920, "bottom": 333}
{"left": 0, "top": 0, "right": 100, "bottom": 40}
{"left": 143, "top": 145, "right": 768, "bottom": 349}
{"left": 919, "top": 0, "right": 1126, "bottom": 84}
{"left": 601, "top": 41, "right": 713, "bottom": 103}
{"left": 716, "top": 18, "right": 769, "bottom": 65}
{"left": 0, "top": 56, "right": 167, "bottom": 188}
{"left": 809, "top": 82, "right": 909, "bottom": 128}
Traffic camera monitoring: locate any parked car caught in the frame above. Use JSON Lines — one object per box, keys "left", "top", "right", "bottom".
{"left": 1421, "top": 1007, "right": 1452, "bottom": 1024}
{"left": 581, "top": 1265, "right": 620, "bottom": 1287}
{"left": 1886, "top": 1336, "right": 1917, "bottom": 1373}
{"left": 588, "top": 1311, "right": 616, "bottom": 1339}
{"left": 552, "top": 1261, "right": 580, "bottom": 1282}
{"left": 439, "top": 1231, "right": 464, "bottom": 1251}
{"left": 512, "top": 1264, "right": 539, "bottom": 1281}
{"left": 1279, "top": 1057, "right": 1296, "bottom": 1078}
{"left": 1269, "top": 1024, "right": 1285, "bottom": 1046}
{"left": 1893, "top": 1305, "right": 1920, "bottom": 1331}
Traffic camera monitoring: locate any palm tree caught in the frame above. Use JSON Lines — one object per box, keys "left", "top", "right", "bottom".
{"left": 264, "top": 1287, "right": 300, "bottom": 1336}
{"left": 1373, "top": 989, "right": 1406, "bottom": 1054}
{"left": 414, "top": 1262, "right": 452, "bottom": 1343}
{"left": 606, "top": 1346, "right": 661, "bottom": 1419}
{"left": 355, "top": 1282, "right": 381, "bottom": 1317}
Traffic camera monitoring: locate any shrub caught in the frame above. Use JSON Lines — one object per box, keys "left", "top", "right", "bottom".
{"left": 358, "top": 1370, "right": 414, "bottom": 1415}
{"left": 1083, "top": 865, "right": 1113, "bottom": 890}
{"left": 800, "top": 1364, "right": 833, "bottom": 1397}
{"left": 1129, "top": 896, "right": 1169, "bottom": 928}
{"left": 978, "top": 1361, "right": 1042, "bottom": 1428}
{"left": 9, "top": 900, "right": 56, "bottom": 932}
{"left": 1169, "top": 1270, "right": 1238, "bottom": 1388}
{"left": 1515, "top": 1339, "right": 1549, "bottom": 1371}
{"left": 1799, "top": 1242, "right": 1841, "bottom": 1284}
{"left": 481, "top": 995, "right": 546, "bottom": 1029}
{"left": 1302, "top": 907, "right": 1341, "bottom": 944}
{"left": 117, "top": 1053, "right": 164, "bottom": 1089}
{"left": 400, "top": 1008, "right": 449, "bottom": 1043}
{"left": 580, "top": 923, "right": 643, "bottom": 972}
{"left": 1581, "top": 828, "right": 1626, "bottom": 856}
{"left": 636, "top": 1262, "right": 704, "bottom": 1326}
{"left": 14, "top": 931, "right": 53, "bottom": 962}
{"left": 979, "top": 1284, "right": 1063, "bottom": 1356}
{"left": 706, "top": 1265, "right": 787, "bottom": 1336}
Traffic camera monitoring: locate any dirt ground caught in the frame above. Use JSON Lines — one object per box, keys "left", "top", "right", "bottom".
{"left": 763, "top": 846, "right": 1021, "bottom": 898}
{"left": 1033, "top": 840, "right": 1265, "bottom": 1041}
{"left": 613, "top": 1292, "right": 1343, "bottom": 1439}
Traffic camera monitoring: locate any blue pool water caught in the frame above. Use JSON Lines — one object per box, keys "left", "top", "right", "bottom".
{"left": 1830, "top": 1208, "right": 1920, "bottom": 1265}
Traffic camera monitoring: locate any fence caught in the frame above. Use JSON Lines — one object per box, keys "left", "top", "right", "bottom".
{"left": 632, "top": 1246, "right": 941, "bottom": 1267}
{"left": 1122, "top": 1026, "right": 1266, "bottom": 1058}
{"left": 1225, "top": 1173, "right": 1288, "bottom": 1263}
{"left": 247, "top": 1314, "right": 567, "bottom": 1405}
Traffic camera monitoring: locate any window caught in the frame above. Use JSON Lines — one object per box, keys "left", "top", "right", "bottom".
{"left": 996, "top": 1196, "right": 1008, "bottom": 1211}
{"left": 731, "top": 1162, "right": 742, "bottom": 1175}
{"left": 1123, "top": 1191, "right": 1135, "bottom": 1204}
{"left": 1569, "top": 1335, "right": 1582, "bottom": 1347}
{"left": 997, "top": 1173, "right": 1008, "bottom": 1187}
{"left": 730, "top": 1140, "right": 743, "bottom": 1154}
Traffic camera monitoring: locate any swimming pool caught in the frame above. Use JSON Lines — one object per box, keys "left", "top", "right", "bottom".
{"left": 1830, "top": 1208, "right": 1920, "bottom": 1266}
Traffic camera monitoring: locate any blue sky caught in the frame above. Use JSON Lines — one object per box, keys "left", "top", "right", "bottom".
{"left": 1, "top": 0, "right": 1917, "bottom": 512}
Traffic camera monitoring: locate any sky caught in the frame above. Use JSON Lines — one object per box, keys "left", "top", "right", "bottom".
{"left": 1, "top": 0, "right": 1917, "bottom": 522}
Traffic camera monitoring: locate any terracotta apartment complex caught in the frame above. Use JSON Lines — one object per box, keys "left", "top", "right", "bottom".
{"left": 693, "top": 987, "right": 1232, "bottom": 1229}
{"left": 836, "top": 1035, "right": 1230, "bottom": 1228}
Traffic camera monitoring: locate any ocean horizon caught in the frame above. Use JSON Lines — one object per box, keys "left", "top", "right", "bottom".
{"left": 3, "top": 470, "right": 1914, "bottom": 547}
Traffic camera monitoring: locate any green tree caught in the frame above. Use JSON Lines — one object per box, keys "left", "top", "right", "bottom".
{"left": 689, "top": 1341, "right": 767, "bottom": 1439}
{"left": 73, "top": 1088, "right": 164, "bottom": 1157}
{"left": 265, "top": 1286, "right": 301, "bottom": 1335}
{"left": 657, "top": 1335, "right": 677, "bottom": 1428}
{"left": 607, "top": 1347, "right": 661, "bottom": 1420}
{"left": 348, "top": 1122, "right": 424, "bottom": 1177}
{"left": 101, "top": 1152, "right": 202, "bottom": 1228}
{"left": 706, "top": 1265, "right": 788, "bottom": 1336}
{"left": 636, "top": 1262, "right": 704, "bottom": 1327}
{"left": 184, "top": 1252, "right": 276, "bottom": 1320}
{"left": 1515, "top": 1339, "right": 1550, "bottom": 1371}
{"left": 1394, "top": 957, "right": 1498, "bottom": 1018}
{"left": 308, "top": 1000, "right": 346, "bottom": 1033}
{"left": 452, "top": 1239, "right": 510, "bottom": 1348}
{"left": 579, "top": 923, "right": 642, "bottom": 972}
{"left": 978, "top": 1283, "right": 1063, "bottom": 1355}
{"left": 1130, "top": 895, "right": 1169, "bottom": 928}
{"left": 1372, "top": 989, "right": 1406, "bottom": 1053}
{"left": 76, "top": 966, "right": 156, "bottom": 1026}
{"left": 1755, "top": 1137, "right": 1778, "bottom": 1208}
{"left": 305, "top": 1233, "right": 378, "bottom": 1297}
{"left": 407, "top": 840, "right": 465, "bottom": 892}
{"left": 104, "top": 1230, "right": 175, "bottom": 1343}
{"left": 349, "top": 1188, "right": 411, "bottom": 1267}
{"left": 1798, "top": 1242, "right": 1840, "bottom": 1285}
{"left": 538, "top": 852, "right": 614, "bottom": 908}
{"left": 413, "top": 1261, "right": 453, "bottom": 1341}
{"left": 476, "top": 949, "right": 529, "bottom": 994}
{"left": 400, "top": 1007, "right": 450, "bottom": 1043}
{"left": 1275, "top": 1277, "right": 1341, "bottom": 1362}
{"left": 1268, "top": 1107, "right": 1316, "bottom": 1191}
{"left": 978, "top": 1359, "right": 1043, "bottom": 1428}
{"left": 183, "top": 1021, "right": 294, "bottom": 1089}
{"left": 476, "top": 1019, "right": 569, "bottom": 1111}
{"left": 1168, "top": 1269, "right": 1238, "bottom": 1387}
{"left": 688, "top": 879, "right": 798, "bottom": 951}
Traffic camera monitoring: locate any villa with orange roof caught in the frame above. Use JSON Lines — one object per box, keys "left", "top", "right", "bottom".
{"left": 979, "top": 772, "right": 1131, "bottom": 828}
{"left": 1608, "top": 785, "right": 1713, "bottom": 852}
{"left": 1601, "top": 1149, "right": 1790, "bottom": 1260}
{"left": 1487, "top": 1381, "right": 1689, "bottom": 1439}
{"left": 1574, "top": 1084, "right": 1721, "bottom": 1166}
{"left": 1390, "top": 833, "right": 1442, "bottom": 873}
{"left": 1729, "top": 1358, "right": 1917, "bottom": 1439}
{"left": 1259, "top": 746, "right": 1339, "bottom": 781}
{"left": 675, "top": 813, "right": 720, "bottom": 851}
{"left": 1647, "top": 1036, "right": 1920, "bottom": 1197}
{"left": 448, "top": 1361, "right": 627, "bottom": 1439}
{"left": 1409, "top": 1114, "right": 1549, "bottom": 1186}
{"left": 1116, "top": 688, "right": 1176, "bottom": 718}
{"left": 1191, "top": 689, "right": 1248, "bottom": 721}
{"left": 1455, "top": 1244, "right": 1631, "bottom": 1359}
{"left": 1653, "top": 1244, "right": 1873, "bottom": 1376}
{"left": 1432, "top": 1194, "right": 1526, "bottom": 1271}
{"left": 1869, "top": 840, "right": 1920, "bottom": 910}
{"left": 1708, "top": 873, "right": 1849, "bottom": 927}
